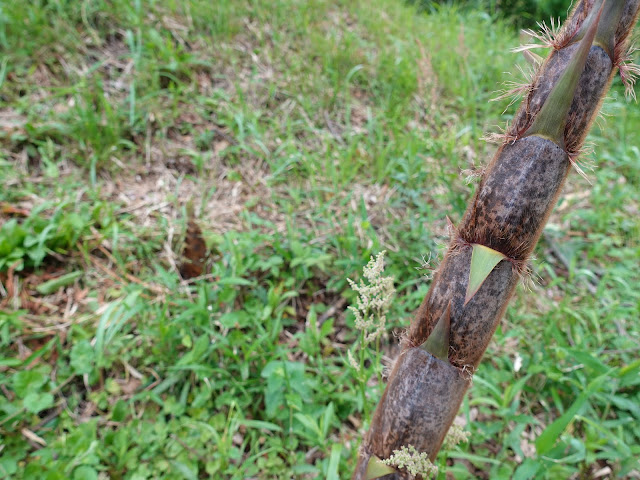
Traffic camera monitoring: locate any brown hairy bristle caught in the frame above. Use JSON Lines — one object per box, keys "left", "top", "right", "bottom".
{"left": 614, "top": 40, "right": 640, "bottom": 100}
{"left": 461, "top": 165, "right": 486, "bottom": 185}
{"left": 565, "top": 110, "right": 596, "bottom": 182}
{"left": 459, "top": 214, "right": 534, "bottom": 261}
{"left": 446, "top": 218, "right": 472, "bottom": 257}
{"left": 491, "top": 64, "right": 538, "bottom": 113}
{"left": 458, "top": 364, "right": 476, "bottom": 380}
{"left": 482, "top": 122, "right": 520, "bottom": 146}
{"left": 399, "top": 328, "right": 418, "bottom": 349}
{"left": 415, "top": 252, "right": 437, "bottom": 279}
{"left": 516, "top": 256, "right": 541, "bottom": 291}
{"left": 513, "top": 17, "right": 578, "bottom": 53}
{"left": 507, "top": 256, "right": 531, "bottom": 280}
{"left": 567, "top": 149, "right": 594, "bottom": 182}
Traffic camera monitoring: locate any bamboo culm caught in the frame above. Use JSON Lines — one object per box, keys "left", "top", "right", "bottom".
{"left": 354, "top": 1, "right": 640, "bottom": 478}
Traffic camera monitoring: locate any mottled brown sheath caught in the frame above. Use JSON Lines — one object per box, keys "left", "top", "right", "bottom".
{"left": 353, "top": 1, "right": 640, "bottom": 478}
{"left": 353, "top": 349, "right": 470, "bottom": 480}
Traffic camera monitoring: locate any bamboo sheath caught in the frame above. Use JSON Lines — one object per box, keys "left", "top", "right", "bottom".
{"left": 354, "top": 1, "right": 640, "bottom": 478}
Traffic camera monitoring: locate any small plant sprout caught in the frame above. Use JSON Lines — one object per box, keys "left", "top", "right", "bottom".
{"left": 381, "top": 445, "right": 439, "bottom": 479}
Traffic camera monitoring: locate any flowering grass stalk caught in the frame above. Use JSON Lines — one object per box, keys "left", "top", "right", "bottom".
{"left": 382, "top": 445, "right": 438, "bottom": 479}
{"left": 347, "top": 251, "right": 396, "bottom": 419}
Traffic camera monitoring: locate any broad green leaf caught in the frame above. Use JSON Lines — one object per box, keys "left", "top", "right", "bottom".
{"left": 261, "top": 361, "right": 311, "bottom": 419}
{"left": 577, "top": 415, "right": 632, "bottom": 457}
{"left": 294, "top": 413, "right": 321, "bottom": 438}
{"left": 422, "top": 302, "right": 451, "bottom": 361}
{"left": 176, "top": 335, "right": 210, "bottom": 366}
{"left": 23, "top": 392, "right": 54, "bottom": 413}
{"left": 12, "top": 370, "right": 48, "bottom": 398}
{"left": 365, "top": 455, "right": 395, "bottom": 480}
{"left": 618, "top": 359, "right": 640, "bottom": 383}
{"left": 608, "top": 396, "right": 640, "bottom": 420}
{"left": 567, "top": 349, "right": 610, "bottom": 375}
{"left": 0, "top": 451, "right": 19, "bottom": 477}
{"left": 216, "top": 277, "right": 256, "bottom": 286}
{"left": 513, "top": 458, "right": 542, "bottom": 480}
{"left": 448, "top": 451, "right": 502, "bottom": 465}
{"left": 465, "top": 244, "right": 505, "bottom": 305}
{"left": 291, "top": 465, "right": 319, "bottom": 474}
{"left": 219, "top": 311, "right": 251, "bottom": 329}
{"left": 321, "top": 402, "right": 335, "bottom": 440}
{"left": 70, "top": 340, "right": 95, "bottom": 375}
{"left": 73, "top": 465, "right": 98, "bottom": 480}
{"left": 170, "top": 461, "right": 198, "bottom": 480}
{"left": 111, "top": 399, "right": 128, "bottom": 422}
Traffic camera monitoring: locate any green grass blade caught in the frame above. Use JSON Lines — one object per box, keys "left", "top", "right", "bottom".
{"left": 535, "top": 372, "right": 610, "bottom": 455}
{"left": 327, "top": 443, "right": 342, "bottom": 480}
{"left": 35, "top": 271, "right": 83, "bottom": 295}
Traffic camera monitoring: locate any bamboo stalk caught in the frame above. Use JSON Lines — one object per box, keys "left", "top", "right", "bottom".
{"left": 354, "top": 1, "right": 640, "bottom": 478}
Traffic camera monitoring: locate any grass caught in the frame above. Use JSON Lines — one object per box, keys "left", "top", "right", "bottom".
{"left": 0, "top": 0, "right": 639, "bottom": 478}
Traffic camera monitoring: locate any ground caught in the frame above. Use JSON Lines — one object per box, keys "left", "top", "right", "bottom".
{"left": 0, "top": 0, "right": 639, "bottom": 479}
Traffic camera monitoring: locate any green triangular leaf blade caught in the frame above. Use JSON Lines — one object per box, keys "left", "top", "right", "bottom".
{"left": 422, "top": 303, "right": 451, "bottom": 361}
{"left": 465, "top": 244, "right": 506, "bottom": 305}
{"left": 365, "top": 455, "right": 396, "bottom": 479}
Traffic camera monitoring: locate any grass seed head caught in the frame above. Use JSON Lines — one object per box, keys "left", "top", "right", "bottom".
{"left": 443, "top": 424, "right": 471, "bottom": 448}
{"left": 348, "top": 250, "right": 396, "bottom": 343}
{"left": 381, "top": 445, "right": 438, "bottom": 479}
